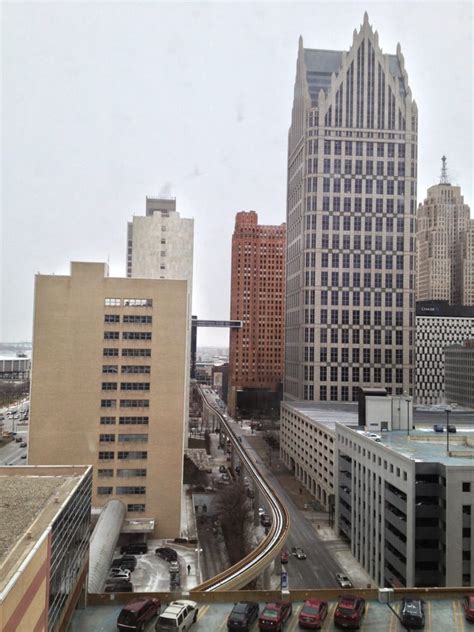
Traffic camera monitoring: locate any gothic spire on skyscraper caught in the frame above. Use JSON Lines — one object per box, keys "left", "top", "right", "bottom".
{"left": 440, "top": 155, "right": 451, "bottom": 185}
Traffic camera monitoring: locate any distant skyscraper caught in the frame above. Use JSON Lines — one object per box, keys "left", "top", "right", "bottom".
{"left": 228, "top": 211, "right": 286, "bottom": 416}
{"left": 416, "top": 157, "right": 473, "bottom": 305}
{"left": 127, "top": 197, "right": 194, "bottom": 293}
{"left": 285, "top": 13, "right": 417, "bottom": 402}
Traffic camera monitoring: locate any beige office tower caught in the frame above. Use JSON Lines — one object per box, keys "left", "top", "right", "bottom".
{"left": 29, "top": 262, "right": 189, "bottom": 538}
{"left": 416, "top": 157, "right": 473, "bottom": 305}
{"left": 285, "top": 13, "right": 417, "bottom": 402}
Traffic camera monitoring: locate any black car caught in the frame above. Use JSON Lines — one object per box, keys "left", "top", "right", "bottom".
{"left": 104, "top": 578, "right": 133, "bottom": 593}
{"left": 227, "top": 601, "right": 259, "bottom": 631}
{"left": 400, "top": 598, "right": 425, "bottom": 629}
{"left": 112, "top": 555, "right": 137, "bottom": 571}
{"left": 155, "top": 547, "right": 178, "bottom": 562}
{"left": 448, "top": 424, "right": 457, "bottom": 433}
{"left": 121, "top": 542, "right": 148, "bottom": 555}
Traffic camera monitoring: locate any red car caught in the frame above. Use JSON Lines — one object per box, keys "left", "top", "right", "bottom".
{"left": 334, "top": 595, "right": 365, "bottom": 629}
{"left": 280, "top": 550, "right": 289, "bottom": 564}
{"left": 258, "top": 601, "right": 292, "bottom": 631}
{"left": 117, "top": 598, "right": 160, "bottom": 631}
{"left": 298, "top": 599, "right": 328, "bottom": 629}
{"left": 463, "top": 594, "right": 474, "bottom": 622}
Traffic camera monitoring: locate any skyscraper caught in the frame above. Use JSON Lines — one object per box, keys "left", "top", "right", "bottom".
{"left": 285, "top": 13, "right": 417, "bottom": 402}
{"left": 416, "top": 158, "right": 473, "bottom": 305}
{"left": 228, "top": 211, "right": 286, "bottom": 416}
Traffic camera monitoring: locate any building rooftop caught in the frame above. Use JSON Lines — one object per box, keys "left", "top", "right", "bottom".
{"left": 0, "top": 465, "right": 91, "bottom": 593}
{"left": 283, "top": 400, "right": 474, "bottom": 430}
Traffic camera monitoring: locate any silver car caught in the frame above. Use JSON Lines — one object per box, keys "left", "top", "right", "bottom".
{"left": 335, "top": 573, "right": 353, "bottom": 588}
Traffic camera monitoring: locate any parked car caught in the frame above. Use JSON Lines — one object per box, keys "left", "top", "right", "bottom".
{"left": 258, "top": 602, "right": 292, "bottom": 631}
{"left": 260, "top": 514, "right": 271, "bottom": 528}
{"left": 15, "top": 436, "right": 22, "bottom": 443}
{"left": 298, "top": 599, "right": 328, "bottom": 629}
{"left": 433, "top": 424, "right": 444, "bottom": 433}
{"left": 117, "top": 598, "right": 161, "bottom": 631}
{"left": 169, "top": 560, "right": 180, "bottom": 573}
{"left": 155, "top": 547, "right": 178, "bottom": 562}
{"left": 155, "top": 599, "right": 198, "bottom": 631}
{"left": 221, "top": 473, "right": 231, "bottom": 482}
{"left": 104, "top": 578, "right": 133, "bottom": 593}
{"left": 112, "top": 555, "right": 137, "bottom": 571}
{"left": 335, "top": 573, "right": 353, "bottom": 588}
{"left": 20, "top": 441, "right": 27, "bottom": 447}
{"left": 462, "top": 594, "right": 474, "bottom": 622}
{"left": 334, "top": 595, "right": 365, "bottom": 629}
{"left": 448, "top": 424, "right": 457, "bottom": 433}
{"left": 227, "top": 601, "right": 259, "bottom": 631}
{"left": 400, "top": 598, "right": 425, "bottom": 629}
{"left": 108, "top": 567, "right": 131, "bottom": 581}
{"left": 291, "top": 546, "right": 306, "bottom": 560}
{"left": 219, "top": 465, "right": 227, "bottom": 473}
{"left": 121, "top": 542, "right": 148, "bottom": 555}
{"left": 367, "top": 433, "right": 381, "bottom": 442}
{"left": 280, "top": 550, "right": 289, "bottom": 564}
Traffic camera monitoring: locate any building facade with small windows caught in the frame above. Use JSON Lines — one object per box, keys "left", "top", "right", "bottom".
{"left": 29, "top": 262, "right": 189, "bottom": 538}
{"left": 415, "top": 301, "right": 474, "bottom": 404}
{"left": 444, "top": 340, "right": 474, "bottom": 408}
{"left": 335, "top": 425, "right": 474, "bottom": 588}
{"left": 228, "top": 211, "right": 285, "bottom": 417}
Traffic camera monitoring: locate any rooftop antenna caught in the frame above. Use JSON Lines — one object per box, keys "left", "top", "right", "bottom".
{"left": 440, "top": 155, "right": 451, "bottom": 185}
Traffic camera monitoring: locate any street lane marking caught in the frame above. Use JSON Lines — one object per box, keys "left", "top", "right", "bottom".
{"left": 197, "top": 605, "right": 209, "bottom": 621}
{"left": 322, "top": 602, "right": 336, "bottom": 631}
{"left": 426, "top": 600, "right": 432, "bottom": 631}
{"left": 360, "top": 601, "right": 370, "bottom": 631}
{"left": 286, "top": 605, "right": 301, "bottom": 632}
{"left": 453, "top": 598, "right": 465, "bottom": 632}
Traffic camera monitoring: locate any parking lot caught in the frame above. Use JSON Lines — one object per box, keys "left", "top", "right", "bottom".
{"left": 70, "top": 597, "right": 468, "bottom": 631}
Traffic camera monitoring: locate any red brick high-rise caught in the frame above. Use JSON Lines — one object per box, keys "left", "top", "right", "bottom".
{"left": 228, "top": 211, "right": 286, "bottom": 416}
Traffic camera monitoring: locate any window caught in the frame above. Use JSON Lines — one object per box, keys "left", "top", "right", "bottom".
{"left": 127, "top": 504, "right": 146, "bottom": 512}
{"left": 120, "top": 400, "right": 149, "bottom": 408}
{"left": 116, "top": 486, "right": 146, "bottom": 495}
{"left": 103, "top": 365, "right": 118, "bottom": 374}
{"left": 98, "top": 469, "right": 113, "bottom": 477}
{"left": 463, "top": 483, "right": 471, "bottom": 493}
{"left": 118, "top": 434, "right": 148, "bottom": 442}
{"left": 120, "top": 382, "right": 150, "bottom": 391}
{"left": 104, "top": 348, "right": 119, "bottom": 356}
{"left": 123, "top": 315, "right": 152, "bottom": 324}
{"left": 97, "top": 487, "right": 113, "bottom": 495}
{"left": 117, "top": 469, "right": 147, "bottom": 477}
{"left": 102, "top": 382, "right": 117, "bottom": 390}
{"left": 104, "top": 331, "right": 119, "bottom": 340}
{"left": 99, "top": 451, "right": 115, "bottom": 460}
{"left": 104, "top": 314, "right": 120, "bottom": 323}
{"left": 123, "top": 331, "right": 152, "bottom": 340}
{"left": 101, "top": 400, "right": 116, "bottom": 408}
{"left": 100, "top": 416, "right": 116, "bottom": 425}
{"left": 99, "top": 434, "right": 115, "bottom": 442}
{"left": 119, "top": 417, "right": 149, "bottom": 425}
{"left": 105, "top": 298, "right": 121, "bottom": 306}
{"left": 118, "top": 451, "right": 148, "bottom": 460}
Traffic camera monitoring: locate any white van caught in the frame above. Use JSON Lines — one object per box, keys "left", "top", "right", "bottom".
{"left": 155, "top": 600, "right": 198, "bottom": 631}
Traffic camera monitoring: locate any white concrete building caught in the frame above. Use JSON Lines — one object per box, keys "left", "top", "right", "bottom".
{"left": 127, "top": 197, "right": 194, "bottom": 294}
{"left": 335, "top": 424, "right": 474, "bottom": 588}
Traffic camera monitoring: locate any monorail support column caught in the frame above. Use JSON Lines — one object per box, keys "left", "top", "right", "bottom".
{"left": 262, "top": 562, "right": 272, "bottom": 589}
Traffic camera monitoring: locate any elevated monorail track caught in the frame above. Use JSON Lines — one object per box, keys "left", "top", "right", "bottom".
{"left": 192, "top": 386, "right": 290, "bottom": 592}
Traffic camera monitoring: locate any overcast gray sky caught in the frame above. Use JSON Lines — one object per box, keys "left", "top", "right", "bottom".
{"left": 1, "top": 1, "right": 473, "bottom": 347}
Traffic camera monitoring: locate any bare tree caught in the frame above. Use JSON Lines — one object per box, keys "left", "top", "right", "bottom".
{"left": 0, "top": 380, "right": 29, "bottom": 407}
{"left": 216, "top": 481, "right": 252, "bottom": 564}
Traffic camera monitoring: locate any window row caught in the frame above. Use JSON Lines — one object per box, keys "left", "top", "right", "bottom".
{"left": 319, "top": 290, "right": 406, "bottom": 307}
{"left": 100, "top": 416, "right": 149, "bottom": 425}
{"left": 104, "top": 298, "right": 153, "bottom": 307}
{"left": 101, "top": 383, "right": 150, "bottom": 391}
{"left": 317, "top": 234, "right": 406, "bottom": 251}
{"left": 99, "top": 434, "right": 148, "bottom": 442}
{"left": 97, "top": 486, "right": 146, "bottom": 495}
{"left": 97, "top": 468, "right": 147, "bottom": 477}
{"left": 101, "top": 400, "right": 149, "bottom": 408}
{"left": 104, "top": 332, "right": 152, "bottom": 340}
{"left": 104, "top": 349, "right": 151, "bottom": 357}
{"left": 307, "top": 271, "right": 410, "bottom": 290}
{"left": 317, "top": 253, "right": 405, "bottom": 270}
{"left": 317, "top": 366, "right": 405, "bottom": 384}
{"left": 104, "top": 314, "right": 152, "bottom": 324}
{"left": 305, "top": 327, "right": 410, "bottom": 346}
{"left": 98, "top": 451, "right": 147, "bottom": 460}
{"left": 103, "top": 365, "right": 151, "bottom": 374}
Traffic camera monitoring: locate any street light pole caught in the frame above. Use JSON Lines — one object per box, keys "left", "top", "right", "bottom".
{"left": 405, "top": 397, "right": 410, "bottom": 437}
{"left": 446, "top": 407, "right": 450, "bottom": 454}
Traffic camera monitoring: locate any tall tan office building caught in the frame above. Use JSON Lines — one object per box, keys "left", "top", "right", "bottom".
{"left": 29, "top": 262, "right": 189, "bottom": 538}
{"left": 285, "top": 13, "right": 417, "bottom": 402}
{"left": 416, "top": 157, "right": 473, "bottom": 305}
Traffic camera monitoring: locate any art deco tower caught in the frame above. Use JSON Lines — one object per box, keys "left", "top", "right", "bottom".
{"left": 285, "top": 13, "right": 417, "bottom": 402}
